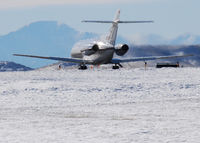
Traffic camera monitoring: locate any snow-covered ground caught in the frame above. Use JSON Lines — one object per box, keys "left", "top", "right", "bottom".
{"left": 0, "top": 67, "right": 200, "bottom": 143}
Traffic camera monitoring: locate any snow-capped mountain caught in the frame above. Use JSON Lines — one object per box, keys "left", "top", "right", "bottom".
{"left": 126, "top": 45, "right": 200, "bottom": 67}
{"left": 132, "top": 34, "right": 200, "bottom": 45}
{"left": 0, "top": 61, "right": 33, "bottom": 72}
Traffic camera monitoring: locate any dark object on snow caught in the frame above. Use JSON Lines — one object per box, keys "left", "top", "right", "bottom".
{"left": 156, "top": 62, "right": 180, "bottom": 68}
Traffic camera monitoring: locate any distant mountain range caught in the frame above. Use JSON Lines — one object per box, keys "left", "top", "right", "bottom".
{"left": 0, "top": 61, "right": 32, "bottom": 72}
{"left": 126, "top": 45, "right": 200, "bottom": 67}
{"left": 0, "top": 21, "right": 200, "bottom": 68}
{"left": 135, "top": 34, "right": 200, "bottom": 45}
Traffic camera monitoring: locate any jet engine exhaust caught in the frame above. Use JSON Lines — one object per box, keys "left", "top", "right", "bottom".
{"left": 115, "top": 44, "right": 129, "bottom": 56}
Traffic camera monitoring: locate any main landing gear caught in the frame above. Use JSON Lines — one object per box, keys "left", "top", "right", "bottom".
{"left": 79, "top": 63, "right": 87, "bottom": 70}
{"left": 78, "top": 63, "right": 123, "bottom": 70}
{"left": 112, "top": 63, "right": 123, "bottom": 69}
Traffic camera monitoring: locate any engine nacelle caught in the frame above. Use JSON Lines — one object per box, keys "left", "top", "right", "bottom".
{"left": 92, "top": 44, "right": 99, "bottom": 52}
{"left": 115, "top": 44, "right": 129, "bottom": 56}
{"left": 82, "top": 44, "right": 99, "bottom": 56}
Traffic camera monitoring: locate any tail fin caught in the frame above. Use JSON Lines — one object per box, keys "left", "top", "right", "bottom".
{"left": 82, "top": 10, "right": 153, "bottom": 46}
{"left": 105, "top": 10, "right": 120, "bottom": 46}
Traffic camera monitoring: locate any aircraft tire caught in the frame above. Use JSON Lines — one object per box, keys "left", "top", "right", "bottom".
{"left": 112, "top": 65, "right": 119, "bottom": 69}
{"left": 79, "top": 65, "right": 87, "bottom": 70}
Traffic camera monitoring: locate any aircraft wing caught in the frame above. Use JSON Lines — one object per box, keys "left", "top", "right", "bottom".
{"left": 111, "top": 54, "right": 193, "bottom": 64}
{"left": 13, "top": 54, "right": 91, "bottom": 64}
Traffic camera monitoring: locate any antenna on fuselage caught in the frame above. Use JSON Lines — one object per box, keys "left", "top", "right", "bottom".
{"left": 82, "top": 10, "right": 153, "bottom": 46}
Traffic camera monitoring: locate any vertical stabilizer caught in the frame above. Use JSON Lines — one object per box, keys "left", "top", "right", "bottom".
{"left": 106, "top": 10, "right": 120, "bottom": 46}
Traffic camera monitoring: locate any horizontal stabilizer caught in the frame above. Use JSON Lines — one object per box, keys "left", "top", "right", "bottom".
{"left": 82, "top": 20, "right": 114, "bottom": 23}
{"left": 82, "top": 20, "right": 154, "bottom": 24}
{"left": 118, "top": 21, "right": 154, "bottom": 23}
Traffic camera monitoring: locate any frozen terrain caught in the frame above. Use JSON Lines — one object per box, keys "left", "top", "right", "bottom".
{"left": 0, "top": 67, "right": 200, "bottom": 143}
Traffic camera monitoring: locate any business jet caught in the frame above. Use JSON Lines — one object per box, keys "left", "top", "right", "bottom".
{"left": 14, "top": 10, "right": 192, "bottom": 69}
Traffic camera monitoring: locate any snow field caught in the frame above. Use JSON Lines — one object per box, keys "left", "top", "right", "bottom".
{"left": 0, "top": 67, "right": 200, "bottom": 143}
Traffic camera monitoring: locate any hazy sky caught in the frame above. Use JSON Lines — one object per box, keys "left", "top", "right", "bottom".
{"left": 0, "top": 0, "right": 199, "bottom": 40}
